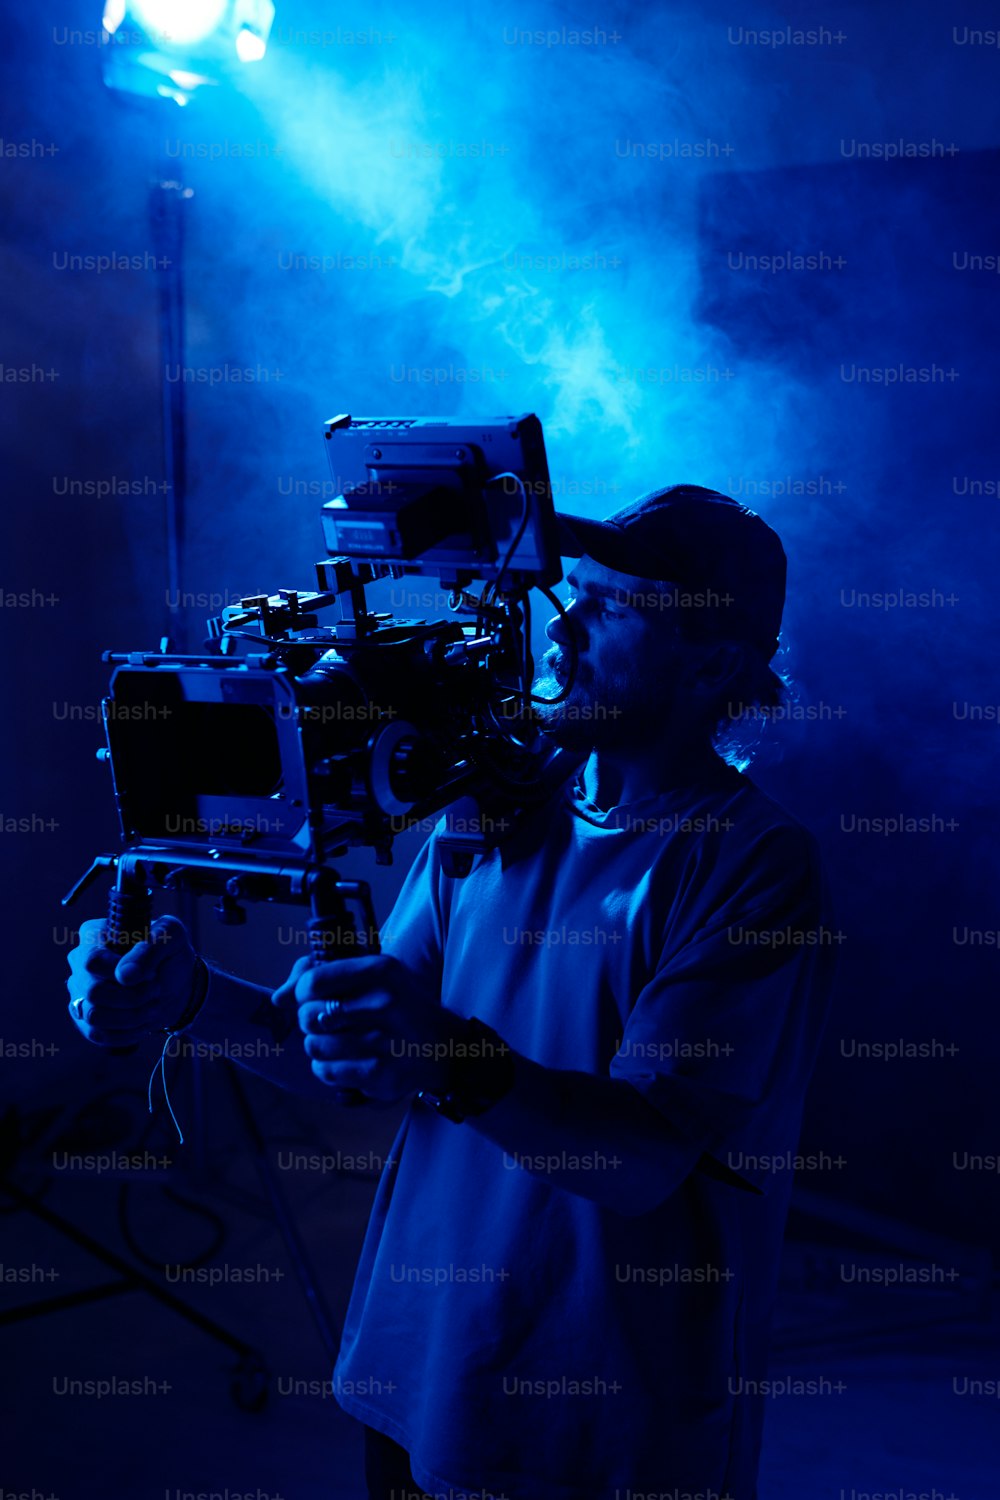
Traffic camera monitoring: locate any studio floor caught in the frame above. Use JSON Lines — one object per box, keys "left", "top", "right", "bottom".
{"left": 2, "top": 1052, "right": 996, "bottom": 1500}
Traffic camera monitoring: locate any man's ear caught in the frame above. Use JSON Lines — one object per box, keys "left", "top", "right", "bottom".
{"left": 685, "top": 640, "right": 746, "bottom": 702}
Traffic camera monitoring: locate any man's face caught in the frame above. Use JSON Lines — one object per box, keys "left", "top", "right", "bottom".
{"left": 532, "top": 555, "right": 687, "bottom": 750}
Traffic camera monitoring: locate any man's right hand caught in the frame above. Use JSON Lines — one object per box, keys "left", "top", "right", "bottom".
{"left": 66, "top": 915, "right": 200, "bottom": 1048}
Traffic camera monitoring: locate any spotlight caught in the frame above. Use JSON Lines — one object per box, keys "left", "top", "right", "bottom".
{"left": 101, "top": 0, "right": 275, "bottom": 105}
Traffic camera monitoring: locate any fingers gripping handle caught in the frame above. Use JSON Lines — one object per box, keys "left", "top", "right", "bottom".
{"left": 307, "top": 912, "right": 377, "bottom": 1107}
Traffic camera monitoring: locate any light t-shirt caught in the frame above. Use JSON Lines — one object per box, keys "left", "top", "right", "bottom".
{"left": 332, "top": 760, "right": 836, "bottom": 1500}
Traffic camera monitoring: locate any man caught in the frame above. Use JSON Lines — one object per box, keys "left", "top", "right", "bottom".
{"left": 68, "top": 486, "right": 836, "bottom": 1500}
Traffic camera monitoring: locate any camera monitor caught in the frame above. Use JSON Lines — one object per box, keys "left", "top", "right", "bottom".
{"left": 321, "top": 412, "right": 561, "bottom": 588}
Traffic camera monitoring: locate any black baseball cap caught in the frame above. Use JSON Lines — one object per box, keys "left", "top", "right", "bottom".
{"left": 555, "top": 484, "right": 786, "bottom": 659}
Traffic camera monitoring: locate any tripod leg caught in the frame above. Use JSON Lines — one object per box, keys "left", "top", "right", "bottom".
{"left": 0, "top": 1176, "right": 265, "bottom": 1367}
{"left": 224, "top": 1061, "right": 342, "bottom": 1367}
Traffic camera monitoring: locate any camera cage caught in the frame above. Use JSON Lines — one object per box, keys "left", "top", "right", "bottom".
{"left": 65, "top": 412, "right": 578, "bottom": 951}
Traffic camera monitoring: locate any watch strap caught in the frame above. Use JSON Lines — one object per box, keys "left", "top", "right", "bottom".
{"left": 416, "top": 1016, "right": 516, "bottom": 1123}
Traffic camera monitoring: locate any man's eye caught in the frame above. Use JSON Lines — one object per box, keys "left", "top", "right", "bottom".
{"left": 561, "top": 591, "right": 624, "bottom": 618}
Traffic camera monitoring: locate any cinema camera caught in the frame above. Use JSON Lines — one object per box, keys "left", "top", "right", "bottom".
{"left": 64, "top": 414, "right": 578, "bottom": 967}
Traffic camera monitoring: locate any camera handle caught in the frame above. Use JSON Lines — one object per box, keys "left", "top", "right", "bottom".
{"left": 64, "top": 854, "right": 381, "bottom": 1094}
{"left": 60, "top": 855, "right": 156, "bottom": 1058}
{"left": 102, "top": 871, "right": 156, "bottom": 1056}
{"left": 304, "top": 869, "right": 380, "bottom": 1108}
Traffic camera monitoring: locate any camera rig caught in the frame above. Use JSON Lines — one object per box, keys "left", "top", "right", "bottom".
{"left": 63, "top": 413, "right": 578, "bottom": 983}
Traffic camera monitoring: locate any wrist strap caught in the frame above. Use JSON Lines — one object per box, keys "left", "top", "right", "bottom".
{"left": 148, "top": 957, "right": 211, "bottom": 1147}
{"left": 164, "top": 955, "right": 211, "bottom": 1035}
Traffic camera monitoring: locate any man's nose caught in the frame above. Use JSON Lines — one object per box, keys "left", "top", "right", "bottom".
{"left": 545, "top": 603, "right": 586, "bottom": 660}
{"left": 545, "top": 607, "right": 572, "bottom": 646}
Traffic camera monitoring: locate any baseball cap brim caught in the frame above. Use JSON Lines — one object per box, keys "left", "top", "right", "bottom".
{"left": 555, "top": 512, "right": 656, "bottom": 576}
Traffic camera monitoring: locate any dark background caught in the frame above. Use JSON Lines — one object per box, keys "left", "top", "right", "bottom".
{"left": 2, "top": 1, "right": 998, "bottom": 1496}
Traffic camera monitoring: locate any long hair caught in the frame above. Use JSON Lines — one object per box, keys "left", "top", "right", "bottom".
{"left": 711, "top": 640, "right": 796, "bottom": 772}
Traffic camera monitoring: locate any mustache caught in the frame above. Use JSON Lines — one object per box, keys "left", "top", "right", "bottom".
{"left": 539, "top": 649, "right": 579, "bottom": 674}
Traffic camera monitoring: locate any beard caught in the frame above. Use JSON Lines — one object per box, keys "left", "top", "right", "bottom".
{"left": 530, "top": 661, "right": 593, "bottom": 748}
{"left": 531, "top": 651, "right": 667, "bottom": 750}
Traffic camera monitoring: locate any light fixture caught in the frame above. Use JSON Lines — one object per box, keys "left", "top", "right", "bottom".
{"left": 101, "top": 0, "right": 275, "bottom": 105}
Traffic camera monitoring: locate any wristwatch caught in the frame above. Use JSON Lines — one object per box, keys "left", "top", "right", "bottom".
{"left": 416, "top": 1016, "right": 517, "bottom": 1123}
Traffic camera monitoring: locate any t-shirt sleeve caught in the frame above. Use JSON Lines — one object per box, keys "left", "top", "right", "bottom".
{"left": 609, "top": 824, "right": 835, "bottom": 1193}
{"left": 377, "top": 827, "right": 448, "bottom": 996}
